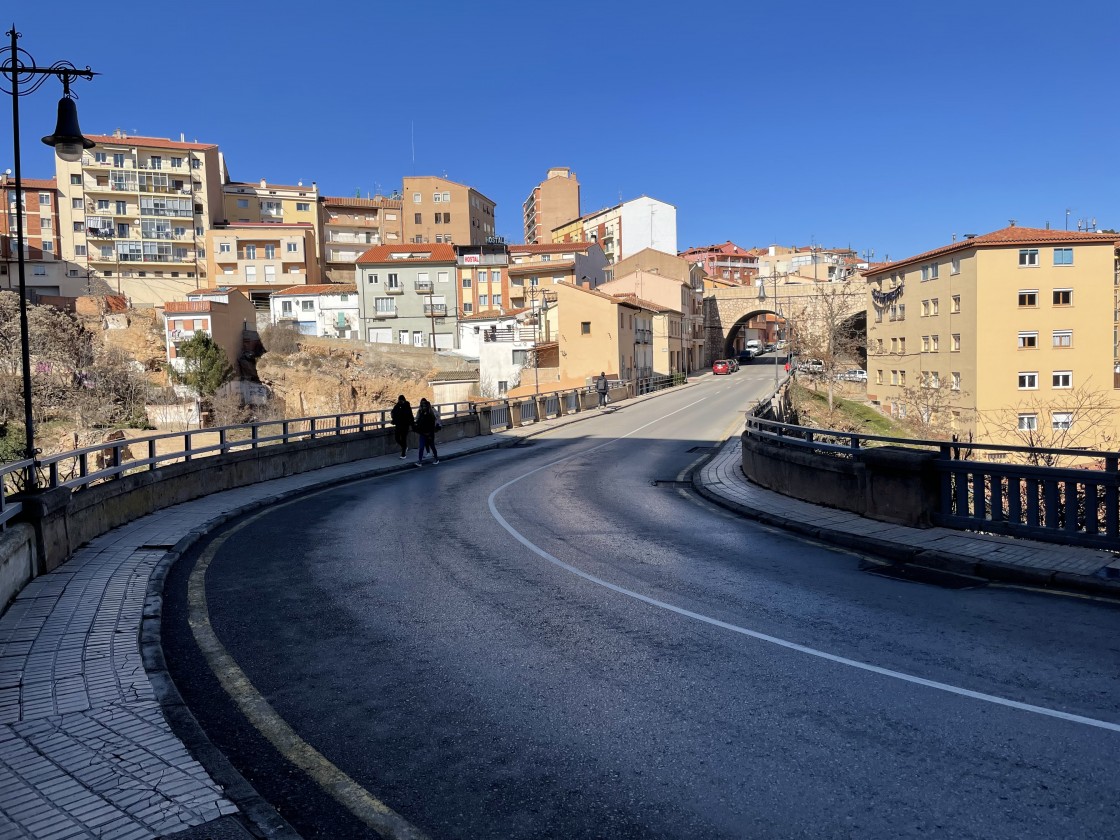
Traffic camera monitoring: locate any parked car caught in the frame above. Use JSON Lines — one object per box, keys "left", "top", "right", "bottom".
{"left": 728, "top": 358, "right": 740, "bottom": 372}
{"left": 764, "top": 342, "right": 777, "bottom": 353}
{"left": 797, "top": 359, "right": 825, "bottom": 375}
{"left": 837, "top": 369, "right": 868, "bottom": 383}
{"left": 736, "top": 350, "right": 753, "bottom": 365}
{"left": 745, "top": 339, "right": 763, "bottom": 356}
{"left": 712, "top": 360, "right": 731, "bottom": 375}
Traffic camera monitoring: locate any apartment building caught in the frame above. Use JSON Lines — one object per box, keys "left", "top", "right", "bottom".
{"left": 319, "top": 195, "right": 404, "bottom": 283}
{"left": 757, "top": 244, "right": 864, "bottom": 282}
{"left": 0, "top": 175, "right": 91, "bottom": 297}
{"left": 550, "top": 280, "right": 653, "bottom": 384}
{"left": 456, "top": 243, "right": 509, "bottom": 317}
{"left": 551, "top": 196, "right": 676, "bottom": 264}
{"left": 355, "top": 244, "right": 458, "bottom": 348}
{"left": 457, "top": 309, "right": 535, "bottom": 397}
{"left": 55, "top": 132, "right": 224, "bottom": 305}
{"left": 864, "top": 225, "right": 1120, "bottom": 445}
{"left": 679, "top": 241, "right": 758, "bottom": 284}
{"left": 401, "top": 176, "right": 496, "bottom": 246}
{"left": 523, "top": 167, "right": 580, "bottom": 244}
{"left": 206, "top": 223, "right": 321, "bottom": 310}
{"left": 599, "top": 274, "right": 689, "bottom": 375}
{"left": 604, "top": 248, "right": 705, "bottom": 372}
{"left": 506, "top": 242, "right": 610, "bottom": 311}
{"left": 222, "top": 178, "right": 320, "bottom": 254}
{"left": 269, "top": 284, "right": 359, "bottom": 339}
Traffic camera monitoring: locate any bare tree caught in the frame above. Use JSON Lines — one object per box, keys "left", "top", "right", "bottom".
{"left": 896, "top": 374, "right": 970, "bottom": 440}
{"left": 979, "top": 383, "right": 1118, "bottom": 465}
{"left": 789, "top": 279, "right": 864, "bottom": 411}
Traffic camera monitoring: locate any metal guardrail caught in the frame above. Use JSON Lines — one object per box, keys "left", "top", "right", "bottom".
{"left": 0, "top": 458, "right": 33, "bottom": 530}
{"left": 5, "top": 402, "right": 478, "bottom": 497}
{"left": 745, "top": 414, "right": 1120, "bottom": 549}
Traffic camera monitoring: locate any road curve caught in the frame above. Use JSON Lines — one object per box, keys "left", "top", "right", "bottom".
{"left": 162, "top": 368, "right": 1120, "bottom": 840}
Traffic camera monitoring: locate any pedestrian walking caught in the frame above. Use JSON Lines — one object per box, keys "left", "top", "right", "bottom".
{"left": 390, "top": 394, "right": 414, "bottom": 459}
{"left": 596, "top": 371, "right": 610, "bottom": 409}
{"left": 414, "top": 398, "right": 442, "bottom": 466}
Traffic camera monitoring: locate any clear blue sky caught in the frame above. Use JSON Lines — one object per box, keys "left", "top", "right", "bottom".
{"left": 5, "top": 1, "right": 1118, "bottom": 261}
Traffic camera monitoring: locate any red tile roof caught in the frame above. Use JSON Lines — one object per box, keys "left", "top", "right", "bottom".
{"left": 509, "top": 243, "right": 590, "bottom": 254}
{"left": 323, "top": 196, "right": 403, "bottom": 209}
{"left": 611, "top": 293, "right": 678, "bottom": 313}
{"left": 356, "top": 244, "right": 457, "bottom": 264}
{"left": 225, "top": 181, "right": 317, "bottom": 193}
{"left": 507, "top": 260, "right": 575, "bottom": 275}
{"left": 2, "top": 178, "right": 56, "bottom": 191}
{"left": 865, "top": 226, "right": 1120, "bottom": 276}
{"left": 273, "top": 284, "right": 356, "bottom": 296}
{"left": 86, "top": 134, "right": 217, "bottom": 151}
{"left": 165, "top": 300, "right": 215, "bottom": 312}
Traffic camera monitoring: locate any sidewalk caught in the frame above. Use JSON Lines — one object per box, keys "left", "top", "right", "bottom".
{"left": 693, "top": 434, "right": 1120, "bottom": 597}
{"left": 4, "top": 389, "right": 1118, "bottom": 839}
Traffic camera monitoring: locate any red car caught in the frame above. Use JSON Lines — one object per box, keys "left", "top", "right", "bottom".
{"left": 712, "top": 360, "right": 730, "bottom": 375}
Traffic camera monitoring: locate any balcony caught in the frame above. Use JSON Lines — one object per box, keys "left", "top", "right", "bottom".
{"left": 635, "top": 329, "right": 652, "bottom": 344}
{"left": 423, "top": 304, "right": 447, "bottom": 317}
{"left": 372, "top": 307, "right": 397, "bottom": 319}
{"left": 414, "top": 279, "right": 433, "bottom": 293}
{"left": 385, "top": 284, "right": 404, "bottom": 295}
{"left": 483, "top": 325, "right": 537, "bottom": 342}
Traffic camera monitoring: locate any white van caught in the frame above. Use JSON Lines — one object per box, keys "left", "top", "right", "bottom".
{"left": 745, "top": 339, "right": 763, "bottom": 356}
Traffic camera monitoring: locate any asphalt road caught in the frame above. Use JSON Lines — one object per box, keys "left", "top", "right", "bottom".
{"left": 162, "top": 366, "right": 1120, "bottom": 840}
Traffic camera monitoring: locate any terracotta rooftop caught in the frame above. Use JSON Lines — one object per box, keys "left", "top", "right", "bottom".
{"left": 1, "top": 177, "right": 56, "bottom": 191}
{"left": 611, "top": 293, "right": 678, "bottom": 313}
{"left": 507, "top": 260, "right": 576, "bottom": 275}
{"left": 214, "top": 222, "right": 313, "bottom": 229}
{"left": 272, "top": 284, "right": 356, "bottom": 296}
{"left": 865, "top": 226, "right": 1120, "bottom": 276}
{"left": 165, "top": 300, "right": 214, "bottom": 313}
{"left": 323, "top": 196, "right": 403, "bottom": 209}
{"left": 357, "top": 244, "right": 457, "bottom": 264}
{"left": 86, "top": 134, "right": 218, "bottom": 151}
{"left": 509, "top": 242, "right": 590, "bottom": 254}
{"left": 225, "top": 181, "right": 317, "bottom": 193}
{"left": 428, "top": 370, "right": 480, "bottom": 383}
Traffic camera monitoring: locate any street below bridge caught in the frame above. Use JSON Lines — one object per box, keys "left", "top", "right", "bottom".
{"left": 162, "top": 364, "right": 1120, "bottom": 840}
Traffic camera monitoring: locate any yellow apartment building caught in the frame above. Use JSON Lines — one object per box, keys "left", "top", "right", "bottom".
{"left": 55, "top": 131, "right": 224, "bottom": 305}
{"left": 506, "top": 242, "right": 610, "bottom": 311}
{"left": 865, "top": 225, "right": 1120, "bottom": 446}
{"left": 163, "top": 287, "right": 256, "bottom": 376}
{"left": 551, "top": 280, "right": 652, "bottom": 385}
{"left": 523, "top": 167, "right": 580, "bottom": 244}
{"left": 221, "top": 178, "right": 321, "bottom": 253}
{"left": 319, "top": 195, "right": 404, "bottom": 283}
{"left": 402, "top": 176, "right": 496, "bottom": 246}
{"left": 205, "top": 223, "right": 321, "bottom": 311}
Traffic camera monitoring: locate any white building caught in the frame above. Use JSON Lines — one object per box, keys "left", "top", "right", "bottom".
{"left": 269, "top": 284, "right": 359, "bottom": 338}
{"left": 457, "top": 309, "right": 535, "bottom": 397}
{"left": 554, "top": 196, "right": 677, "bottom": 264}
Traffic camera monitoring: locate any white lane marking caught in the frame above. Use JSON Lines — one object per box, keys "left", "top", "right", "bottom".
{"left": 486, "top": 405, "right": 1120, "bottom": 735}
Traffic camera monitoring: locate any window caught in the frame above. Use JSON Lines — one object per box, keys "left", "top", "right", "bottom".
{"left": 1052, "top": 371, "right": 1072, "bottom": 389}
{"left": 412, "top": 193, "right": 421, "bottom": 203}
{"left": 950, "top": 257, "right": 960, "bottom": 275}
{"left": 74, "top": 245, "right": 86, "bottom": 256}
{"left": 581, "top": 321, "right": 591, "bottom": 335}
{"left": 150, "top": 156, "right": 162, "bottom": 170}
{"left": 70, "top": 174, "right": 82, "bottom": 185}
{"left": 512, "top": 349, "right": 529, "bottom": 366}
{"left": 890, "top": 338, "right": 898, "bottom": 354}
{"left": 301, "top": 300, "right": 314, "bottom": 312}
{"left": 296, "top": 202, "right": 310, "bottom": 211}
{"left": 875, "top": 339, "right": 884, "bottom": 353}
{"left": 219, "top": 242, "right": 231, "bottom": 254}
{"left": 1018, "top": 331, "right": 1038, "bottom": 349}
{"left": 899, "top": 337, "right": 906, "bottom": 354}
{"left": 191, "top": 158, "right": 201, "bottom": 169}
{"left": 479, "top": 294, "right": 488, "bottom": 307}
{"left": 1053, "top": 330, "right": 1072, "bottom": 348}
{"left": 265, "top": 265, "right": 276, "bottom": 281}
{"left": 287, "top": 242, "right": 298, "bottom": 252}
{"left": 493, "top": 294, "right": 501, "bottom": 307}
{"left": 1052, "top": 412, "right": 1073, "bottom": 431}
{"left": 38, "top": 193, "right": 51, "bottom": 206}
{"left": 951, "top": 371, "right": 961, "bottom": 391}
{"left": 931, "top": 298, "right": 939, "bottom": 315}
{"left": 931, "top": 335, "right": 940, "bottom": 351}
{"left": 245, "top": 266, "right": 257, "bottom": 282}
{"left": 921, "top": 336, "right": 930, "bottom": 352}
{"left": 1052, "top": 288, "right": 1072, "bottom": 306}
{"left": 1053, "top": 248, "right": 1073, "bottom": 265}
{"left": 462, "top": 276, "right": 472, "bottom": 288}
{"left": 1018, "top": 414, "right": 1038, "bottom": 431}
{"left": 375, "top": 297, "right": 394, "bottom": 313}
{"left": 497, "top": 380, "right": 507, "bottom": 394}
{"left": 73, "top": 221, "right": 84, "bottom": 232}
{"left": 113, "top": 153, "right": 126, "bottom": 168}
{"left": 921, "top": 300, "right": 929, "bottom": 317}
{"left": 1019, "top": 249, "right": 1039, "bottom": 267}
{"left": 434, "top": 213, "right": 442, "bottom": 224}
{"left": 72, "top": 198, "right": 83, "bottom": 209}
{"left": 444, "top": 212, "right": 451, "bottom": 223}
{"left": 951, "top": 334, "right": 961, "bottom": 352}
{"left": 32, "top": 265, "right": 46, "bottom": 275}
{"left": 1018, "top": 290, "right": 1038, "bottom": 307}
{"left": 921, "top": 263, "right": 939, "bottom": 281}
{"left": 951, "top": 295, "right": 960, "bottom": 313}
{"left": 171, "top": 157, "right": 182, "bottom": 168}
{"left": 478, "top": 270, "right": 488, "bottom": 283}
{"left": 433, "top": 193, "right": 442, "bottom": 203}
{"left": 265, "top": 244, "right": 276, "bottom": 259}
{"left": 876, "top": 370, "right": 884, "bottom": 385}
{"left": 245, "top": 245, "right": 257, "bottom": 259}
{"left": 414, "top": 213, "right": 422, "bottom": 224}
{"left": 890, "top": 370, "right": 898, "bottom": 385}
{"left": 281, "top": 301, "right": 293, "bottom": 315}
{"left": 462, "top": 302, "right": 473, "bottom": 314}
{"left": 95, "top": 199, "right": 109, "bottom": 211}
{"left": 387, "top": 273, "right": 399, "bottom": 289}
{"left": 1018, "top": 372, "right": 1038, "bottom": 389}
{"left": 237, "top": 199, "right": 249, "bottom": 208}
{"left": 442, "top": 192, "right": 450, "bottom": 202}
{"left": 437, "top": 271, "right": 449, "bottom": 284}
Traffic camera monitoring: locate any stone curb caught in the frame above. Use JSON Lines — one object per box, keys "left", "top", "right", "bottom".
{"left": 689, "top": 437, "right": 1120, "bottom": 601}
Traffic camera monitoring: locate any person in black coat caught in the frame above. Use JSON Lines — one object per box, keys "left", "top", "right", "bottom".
{"left": 390, "top": 395, "right": 414, "bottom": 459}
{"left": 596, "top": 372, "right": 610, "bottom": 408}
{"left": 414, "top": 398, "right": 441, "bottom": 466}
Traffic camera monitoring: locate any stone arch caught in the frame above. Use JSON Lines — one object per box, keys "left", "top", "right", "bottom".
{"left": 723, "top": 308, "right": 784, "bottom": 358}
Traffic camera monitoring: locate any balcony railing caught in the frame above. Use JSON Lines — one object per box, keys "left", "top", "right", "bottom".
{"left": 373, "top": 307, "right": 398, "bottom": 318}
{"left": 385, "top": 284, "right": 404, "bottom": 295}
{"left": 423, "top": 304, "right": 447, "bottom": 317}
{"left": 414, "top": 280, "right": 433, "bottom": 292}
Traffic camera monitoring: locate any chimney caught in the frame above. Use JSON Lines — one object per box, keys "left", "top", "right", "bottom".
{"left": 180, "top": 132, "right": 186, "bottom": 142}
{"left": 260, "top": 178, "right": 267, "bottom": 188}
{"left": 1009, "top": 219, "right": 1017, "bottom": 227}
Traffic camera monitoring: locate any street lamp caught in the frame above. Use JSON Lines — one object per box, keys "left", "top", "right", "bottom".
{"left": 2, "top": 26, "right": 96, "bottom": 478}
{"left": 757, "top": 272, "right": 782, "bottom": 387}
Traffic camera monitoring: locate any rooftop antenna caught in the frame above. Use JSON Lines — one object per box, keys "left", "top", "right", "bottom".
{"left": 411, "top": 121, "right": 415, "bottom": 169}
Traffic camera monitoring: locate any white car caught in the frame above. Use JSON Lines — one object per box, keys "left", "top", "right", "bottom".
{"left": 837, "top": 369, "right": 867, "bottom": 383}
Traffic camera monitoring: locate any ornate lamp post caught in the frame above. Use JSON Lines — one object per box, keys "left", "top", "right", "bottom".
{"left": 1, "top": 26, "right": 96, "bottom": 478}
